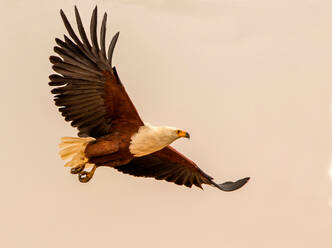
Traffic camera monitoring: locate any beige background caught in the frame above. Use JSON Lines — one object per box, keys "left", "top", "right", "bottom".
{"left": 1, "top": 0, "right": 332, "bottom": 247}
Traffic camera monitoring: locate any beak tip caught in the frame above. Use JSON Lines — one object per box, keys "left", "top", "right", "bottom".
{"left": 185, "top": 132, "right": 190, "bottom": 139}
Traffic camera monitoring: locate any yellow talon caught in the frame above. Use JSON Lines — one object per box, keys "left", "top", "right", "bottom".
{"left": 78, "top": 166, "right": 96, "bottom": 183}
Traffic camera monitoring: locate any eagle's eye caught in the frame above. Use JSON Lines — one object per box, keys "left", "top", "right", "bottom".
{"left": 176, "top": 130, "right": 181, "bottom": 135}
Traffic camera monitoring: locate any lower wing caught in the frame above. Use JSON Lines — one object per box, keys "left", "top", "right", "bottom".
{"left": 115, "top": 146, "right": 250, "bottom": 191}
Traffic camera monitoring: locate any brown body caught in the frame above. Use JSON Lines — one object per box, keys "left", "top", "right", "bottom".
{"left": 86, "top": 120, "right": 139, "bottom": 167}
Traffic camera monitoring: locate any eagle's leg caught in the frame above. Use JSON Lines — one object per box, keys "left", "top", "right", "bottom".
{"left": 78, "top": 165, "right": 96, "bottom": 183}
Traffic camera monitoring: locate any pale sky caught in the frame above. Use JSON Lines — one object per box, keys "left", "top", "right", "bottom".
{"left": 1, "top": 0, "right": 332, "bottom": 247}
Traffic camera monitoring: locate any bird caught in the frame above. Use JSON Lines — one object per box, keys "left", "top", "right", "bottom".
{"left": 49, "top": 6, "right": 250, "bottom": 191}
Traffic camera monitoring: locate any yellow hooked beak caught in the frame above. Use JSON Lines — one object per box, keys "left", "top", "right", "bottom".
{"left": 177, "top": 130, "right": 190, "bottom": 139}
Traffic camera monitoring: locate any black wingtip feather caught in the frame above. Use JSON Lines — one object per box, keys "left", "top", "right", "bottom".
{"left": 49, "top": 81, "right": 66, "bottom": 86}
{"left": 75, "top": 6, "right": 91, "bottom": 49}
{"left": 107, "top": 32, "right": 119, "bottom": 66}
{"left": 100, "top": 12, "right": 107, "bottom": 58}
{"left": 90, "top": 6, "right": 99, "bottom": 52}
{"left": 49, "top": 56, "right": 63, "bottom": 64}
{"left": 214, "top": 177, "right": 250, "bottom": 192}
{"left": 49, "top": 74, "right": 63, "bottom": 81}
{"left": 60, "top": 8, "right": 82, "bottom": 47}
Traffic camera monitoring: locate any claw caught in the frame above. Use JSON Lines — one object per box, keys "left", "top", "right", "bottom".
{"left": 78, "top": 166, "right": 96, "bottom": 183}
{"left": 71, "top": 165, "right": 85, "bottom": 174}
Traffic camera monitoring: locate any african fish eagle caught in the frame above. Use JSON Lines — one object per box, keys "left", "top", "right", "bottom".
{"left": 49, "top": 6, "right": 250, "bottom": 191}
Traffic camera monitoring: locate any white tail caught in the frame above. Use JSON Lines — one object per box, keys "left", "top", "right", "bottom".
{"left": 59, "top": 137, "right": 95, "bottom": 168}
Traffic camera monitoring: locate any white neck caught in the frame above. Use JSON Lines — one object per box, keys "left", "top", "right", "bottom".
{"left": 129, "top": 123, "right": 178, "bottom": 157}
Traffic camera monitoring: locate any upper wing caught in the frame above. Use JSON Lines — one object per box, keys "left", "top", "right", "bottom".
{"left": 49, "top": 6, "right": 142, "bottom": 138}
{"left": 115, "top": 146, "right": 250, "bottom": 191}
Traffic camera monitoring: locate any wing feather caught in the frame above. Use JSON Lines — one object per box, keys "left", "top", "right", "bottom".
{"left": 114, "top": 146, "right": 249, "bottom": 191}
{"left": 49, "top": 6, "right": 142, "bottom": 138}
{"left": 90, "top": 7, "right": 99, "bottom": 53}
{"left": 74, "top": 6, "right": 91, "bottom": 49}
{"left": 107, "top": 32, "right": 119, "bottom": 66}
{"left": 100, "top": 13, "right": 107, "bottom": 59}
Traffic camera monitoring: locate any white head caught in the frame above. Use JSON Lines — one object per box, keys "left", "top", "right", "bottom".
{"left": 129, "top": 123, "right": 190, "bottom": 157}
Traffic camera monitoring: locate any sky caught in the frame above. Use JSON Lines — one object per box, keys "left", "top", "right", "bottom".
{"left": 1, "top": 0, "right": 332, "bottom": 247}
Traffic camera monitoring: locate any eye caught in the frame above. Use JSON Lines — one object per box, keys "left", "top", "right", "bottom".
{"left": 176, "top": 130, "right": 180, "bottom": 134}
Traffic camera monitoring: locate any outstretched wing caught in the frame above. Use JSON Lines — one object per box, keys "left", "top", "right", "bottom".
{"left": 49, "top": 6, "right": 142, "bottom": 138}
{"left": 115, "top": 146, "right": 250, "bottom": 191}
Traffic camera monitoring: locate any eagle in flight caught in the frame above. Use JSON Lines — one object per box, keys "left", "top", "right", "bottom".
{"left": 49, "top": 6, "right": 250, "bottom": 191}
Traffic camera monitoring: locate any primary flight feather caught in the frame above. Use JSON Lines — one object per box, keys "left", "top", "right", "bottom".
{"left": 49, "top": 6, "right": 250, "bottom": 191}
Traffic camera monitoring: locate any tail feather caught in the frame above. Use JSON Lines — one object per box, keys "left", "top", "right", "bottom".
{"left": 59, "top": 145, "right": 82, "bottom": 160}
{"left": 59, "top": 137, "right": 95, "bottom": 148}
{"left": 59, "top": 136, "right": 95, "bottom": 168}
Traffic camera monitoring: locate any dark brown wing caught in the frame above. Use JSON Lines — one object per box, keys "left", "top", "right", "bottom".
{"left": 115, "top": 146, "right": 250, "bottom": 191}
{"left": 49, "top": 6, "right": 142, "bottom": 138}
